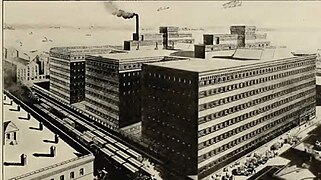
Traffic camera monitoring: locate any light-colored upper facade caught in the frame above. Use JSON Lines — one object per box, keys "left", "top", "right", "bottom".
{"left": 49, "top": 45, "right": 122, "bottom": 104}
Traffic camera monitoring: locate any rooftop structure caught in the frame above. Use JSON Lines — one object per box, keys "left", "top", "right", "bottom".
{"left": 124, "top": 26, "right": 194, "bottom": 51}
{"left": 3, "top": 97, "right": 94, "bottom": 180}
{"left": 151, "top": 49, "right": 293, "bottom": 73}
{"left": 202, "top": 25, "right": 271, "bottom": 52}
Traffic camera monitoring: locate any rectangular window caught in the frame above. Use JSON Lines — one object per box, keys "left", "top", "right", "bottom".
{"left": 70, "top": 172, "right": 75, "bottom": 179}
{"left": 80, "top": 168, "right": 84, "bottom": 176}
{"left": 60, "top": 175, "right": 64, "bottom": 180}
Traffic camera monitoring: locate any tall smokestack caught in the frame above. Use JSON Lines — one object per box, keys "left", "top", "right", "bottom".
{"left": 104, "top": 2, "right": 139, "bottom": 41}
{"left": 132, "top": 13, "right": 139, "bottom": 41}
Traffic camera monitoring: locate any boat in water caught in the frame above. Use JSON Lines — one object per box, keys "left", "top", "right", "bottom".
{"left": 291, "top": 51, "right": 317, "bottom": 56}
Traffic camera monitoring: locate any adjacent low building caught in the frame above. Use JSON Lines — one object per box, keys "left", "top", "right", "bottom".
{"left": 141, "top": 54, "right": 316, "bottom": 179}
{"left": 49, "top": 45, "right": 123, "bottom": 104}
{"left": 3, "top": 47, "right": 50, "bottom": 87}
{"left": 3, "top": 96, "right": 94, "bottom": 180}
{"left": 85, "top": 50, "right": 188, "bottom": 131}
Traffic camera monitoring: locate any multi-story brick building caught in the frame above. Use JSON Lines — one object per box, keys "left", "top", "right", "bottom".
{"left": 49, "top": 45, "right": 122, "bottom": 104}
{"left": 85, "top": 50, "right": 187, "bottom": 131}
{"left": 141, "top": 55, "right": 316, "bottom": 179}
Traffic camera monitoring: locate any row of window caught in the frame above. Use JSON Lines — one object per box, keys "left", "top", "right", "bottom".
{"left": 149, "top": 139, "right": 192, "bottom": 163}
{"left": 199, "top": 121, "right": 295, "bottom": 174}
{"left": 146, "top": 127, "right": 192, "bottom": 157}
{"left": 146, "top": 115, "right": 190, "bottom": 137}
{"left": 201, "top": 92, "right": 316, "bottom": 138}
{"left": 122, "top": 80, "right": 140, "bottom": 87}
{"left": 86, "top": 81, "right": 118, "bottom": 98}
{"left": 199, "top": 73, "right": 314, "bottom": 111}
{"left": 85, "top": 105, "right": 118, "bottom": 125}
{"left": 198, "top": 94, "right": 315, "bottom": 151}
{"left": 199, "top": 65, "right": 314, "bottom": 98}
{"left": 50, "top": 58, "right": 69, "bottom": 66}
{"left": 50, "top": 168, "right": 84, "bottom": 180}
{"left": 50, "top": 83, "right": 70, "bottom": 94}
{"left": 51, "top": 88, "right": 69, "bottom": 101}
{"left": 199, "top": 80, "right": 315, "bottom": 124}
{"left": 122, "top": 63, "right": 144, "bottom": 70}
{"left": 72, "top": 75, "right": 85, "bottom": 79}
{"left": 122, "top": 89, "right": 140, "bottom": 95}
{"left": 86, "top": 74, "right": 118, "bottom": 87}
{"left": 199, "top": 87, "right": 315, "bottom": 139}
{"left": 71, "top": 56, "right": 85, "bottom": 60}
{"left": 86, "top": 71, "right": 118, "bottom": 84}
{"left": 85, "top": 89, "right": 118, "bottom": 107}
{"left": 122, "top": 71, "right": 141, "bottom": 77}
{"left": 199, "top": 59, "right": 314, "bottom": 86}
{"left": 87, "top": 60, "right": 117, "bottom": 69}
{"left": 147, "top": 85, "right": 192, "bottom": 97}
{"left": 50, "top": 70, "right": 69, "bottom": 80}
{"left": 147, "top": 72, "right": 193, "bottom": 84}
{"left": 50, "top": 64, "right": 70, "bottom": 73}
{"left": 50, "top": 77, "right": 70, "bottom": 87}
{"left": 85, "top": 97, "right": 119, "bottom": 117}
{"left": 87, "top": 67, "right": 118, "bottom": 77}
{"left": 198, "top": 101, "right": 314, "bottom": 163}
{"left": 71, "top": 82, "right": 85, "bottom": 87}
{"left": 50, "top": 53, "right": 71, "bottom": 60}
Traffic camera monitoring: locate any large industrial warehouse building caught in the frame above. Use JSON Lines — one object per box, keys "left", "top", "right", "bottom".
{"left": 84, "top": 50, "right": 187, "bottom": 131}
{"left": 141, "top": 54, "right": 316, "bottom": 179}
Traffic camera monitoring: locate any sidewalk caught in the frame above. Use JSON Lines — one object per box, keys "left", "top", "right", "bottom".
{"left": 205, "top": 116, "right": 320, "bottom": 180}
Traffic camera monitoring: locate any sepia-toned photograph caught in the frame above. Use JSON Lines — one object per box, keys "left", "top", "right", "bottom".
{"left": 2, "top": 1, "right": 321, "bottom": 180}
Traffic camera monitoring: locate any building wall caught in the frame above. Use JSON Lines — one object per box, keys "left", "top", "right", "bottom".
{"left": 141, "top": 55, "right": 316, "bottom": 179}
{"left": 70, "top": 60, "right": 85, "bottom": 104}
{"left": 85, "top": 57, "right": 120, "bottom": 130}
{"left": 316, "top": 85, "right": 321, "bottom": 106}
{"left": 119, "top": 70, "right": 142, "bottom": 127}
{"left": 50, "top": 56, "right": 71, "bottom": 102}
{"left": 3, "top": 60, "right": 18, "bottom": 83}
{"left": 141, "top": 65, "right": 199, "bottom": 176}
{"left": 9, "top": 155, "right": 95, "bottom": 180}
{"left": 196, "top": 56, "right": 316, "bottom": 178}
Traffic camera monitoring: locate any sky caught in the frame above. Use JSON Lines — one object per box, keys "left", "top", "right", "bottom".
{"left": 3, "top": 1, "right": 321, "bottom": 29}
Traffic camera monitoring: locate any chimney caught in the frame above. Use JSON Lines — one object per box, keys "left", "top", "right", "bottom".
{"left": 194, "top": 44, "right": 206, "bottom": 59}
{"left": 155, "top": 42, "right": 158, "bottom": 50}
{"left": 54, "top": 134, "right": 59, "bottom": 143}
{"left": 27, "top": 113, "right": 30, "bottom": 120}
{"left": 20, "top": 154, "right": 27, "bottom": 166}
{"left": 50, "top": 146, "right": 56, "bottom": 157}
{"left": 133, "top": 14, "right": 139, "bottom": 41}
{"left": 4, "top": 95, "right": 6, "bottom": 100}
{"left": 17, "top": 105, "right": 21, "bottom": 111}
{"left": 39, "top": 122, "right": 43, "bottom": 131}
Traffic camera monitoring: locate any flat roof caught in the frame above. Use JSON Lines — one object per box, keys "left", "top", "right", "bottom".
{"left": 4, "top": 98, "right": 79, "bottom": 179}
{"left": 148, "top": 49, "right": 311, "bottom": 73}
{"left": 87, "top": 50, "right": 178, "bottom": 64}
{"left": 89, "top": 49, "right": 174, "bottom": 62}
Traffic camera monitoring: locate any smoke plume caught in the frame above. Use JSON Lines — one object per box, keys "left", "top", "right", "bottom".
{"left": 104, "top": 1, "right": 136, "bottom": 19}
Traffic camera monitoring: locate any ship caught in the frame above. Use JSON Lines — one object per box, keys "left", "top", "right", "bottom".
{"left": 291, "top": 51, "right": 317, "bottom": 56}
